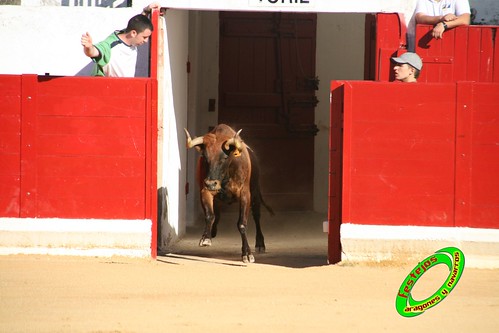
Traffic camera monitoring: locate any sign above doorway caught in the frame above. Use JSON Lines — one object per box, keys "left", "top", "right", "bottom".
{"left": 248, "top": 0, "right": 316, "bottom": 9}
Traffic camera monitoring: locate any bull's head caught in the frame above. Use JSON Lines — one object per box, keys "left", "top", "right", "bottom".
{"left": 184, "top": 126, "right": 244, "bottom": 192}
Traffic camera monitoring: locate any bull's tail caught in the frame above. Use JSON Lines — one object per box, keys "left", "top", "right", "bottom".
{"left": 260, "top": 191, "right": 275, "bottom": 217}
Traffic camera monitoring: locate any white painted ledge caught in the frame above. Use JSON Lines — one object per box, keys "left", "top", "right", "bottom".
{"left": 0, "top": 218, "right": 152, "bottom": 258}
{"left": 339, "top": 223, "right": 499, "bottom": 269}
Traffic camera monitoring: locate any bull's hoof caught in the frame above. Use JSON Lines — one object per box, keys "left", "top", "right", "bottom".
{"left": 242, "top": 254, "right": 255, "bottom": 263}
{"left": 255, "top": 236, "right": 265, "bottom": 253}
{"left": 199, "top": 238, "right": 212, "bottom": 247}
{"left": 255, "top": 245, "right": 266, "bottom": 253}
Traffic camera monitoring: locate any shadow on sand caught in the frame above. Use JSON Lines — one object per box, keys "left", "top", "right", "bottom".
{"left": 161, "top": 211, "right": 329, "bottom": 269}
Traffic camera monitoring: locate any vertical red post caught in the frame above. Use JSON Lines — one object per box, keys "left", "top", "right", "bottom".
{"left": 454, "top": 82, "right": 473, "bottom": 227}
{"left": 20, "top": 75, "right": 38, "bottom": 218}
{"left": 478, "top": 28, "right": 494, "bottom": 82}
{"left": 328, "top": 81, "right": 345, "bottom": 264}
{"left": 494, "top": 30, "right": 499, "bottom": 82}
{"left": 0, "top": 75, "right": 22, "bottom": 217}
{"left": 148, "top": 9, "right": 160, "bottom": 258}
{"left": 374, "top": 13, "right": 407, "bottom": 82}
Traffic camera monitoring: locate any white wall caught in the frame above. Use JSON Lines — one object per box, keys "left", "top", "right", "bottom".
{"left": 3, "top": 1, "right": 496, "bottom": 77}
{"left": 157, "top": 10, "right": 189, "bottom": 250}
{"left": 185, "top": 11, "right": 220, "bottom": 226}
{"left": 0, "top": 6, "right": 139, "bottom": 76}
{"left": 314, "top": 13, "right": 366, "bottom": 212}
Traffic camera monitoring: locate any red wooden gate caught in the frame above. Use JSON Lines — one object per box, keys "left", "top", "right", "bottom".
{"left": 367, "top": 14, "right": 499, "bottom": 83}
{"left": 218, "top": 12, "right": 318, "bottom": 210}
{"left": 415, "top": 25, "right": 499, "bottom": 83}
{"left": 328, "top": 81, "right": 499, "bottom": 263}
{"left": 0, "top": 74, "right": 158, "bottom": 253}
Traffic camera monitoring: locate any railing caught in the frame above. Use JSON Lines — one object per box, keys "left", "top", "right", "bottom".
{"left": 0, "top": 75, "right": 157, "bottom": 220}
{"left": 371, "top": 13, "right": 499, "bottom": 83}
{"left": 415, "top": 24, "right": 499, "bottom": 83}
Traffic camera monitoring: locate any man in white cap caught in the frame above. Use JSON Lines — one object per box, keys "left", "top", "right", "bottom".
{"left": 391, "top": 52, "right": 423, "bottom": 83}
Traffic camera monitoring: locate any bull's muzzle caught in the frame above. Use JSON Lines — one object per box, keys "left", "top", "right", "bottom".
{"left": 204, "top": 179, "right": 221, "bottom": 191}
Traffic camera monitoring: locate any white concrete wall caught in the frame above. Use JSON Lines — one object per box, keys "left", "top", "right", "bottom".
{"left": 2, "top": 1, "right": 494, "bottom": 76}
{"left": 0, "top": 5, "right": 140, "bottom": 76}
{"left": 0, "top": 218, "right": 152, "bottom": 257}
{"left": 185, "top": 11, "right": 220, "bottom": 226}
{"left": 340, "top": 223, "right": 499, "bottom": 268}
{"left": 314, "top": 13, "right": 366, "bottom": 212}
{"left": 157, "top": 10, "right": 189, "bottom": 251}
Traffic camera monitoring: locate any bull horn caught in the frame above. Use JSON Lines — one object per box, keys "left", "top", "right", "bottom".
{"left": 224, "top": 129, "right": 243, "bottom": 151}
{"left": 184, "top": 128, "right": 204, "bottom": 148}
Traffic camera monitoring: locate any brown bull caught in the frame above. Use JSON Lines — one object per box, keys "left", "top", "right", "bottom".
{"left": 184, "top": 124, "right": 273, "bottom": 263}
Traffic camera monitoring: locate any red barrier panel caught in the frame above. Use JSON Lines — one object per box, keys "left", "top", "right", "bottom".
{"left": 365, "top": 13, "right": 407, "bottom": 81}
{"left": 339, "top": 81, "right": 456, "bottom": 227}
{"left": 329, "top": 81, "right": 499, "bottom": 236}
{"left": 0, "top": 75, "right": 21, "bottom": 217}
{"left": 370, "top": 15, "right": 499, "bottom": 83}
{"left": 0, "top": 74, "right": 157, "bottom": 221}
{"left": 455, "top": 83, "right": 499, "bottom": 228}
{"left": 414, "top": 24, "right": 499, "bottom": 83}
{"left": 0, "top": 9, "right": 160, "bottom": 258}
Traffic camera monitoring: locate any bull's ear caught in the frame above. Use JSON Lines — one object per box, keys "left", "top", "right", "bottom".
{"left": 223, "top": 130, "right": 243, "bottom": 156}
{"left": 194, "top": 144, "right": 204, "bottom": 152}
{"left": 221, "top": 140, "right": 233, "bottom": 156}
{"left": 222, "top": 141, "right": 242, "bottom": 157}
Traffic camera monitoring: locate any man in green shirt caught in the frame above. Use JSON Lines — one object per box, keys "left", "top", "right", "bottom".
{"left": 81, "top": 2, "right": 159, "bottom": 77}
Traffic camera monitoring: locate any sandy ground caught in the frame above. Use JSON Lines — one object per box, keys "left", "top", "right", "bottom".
{"left": 1, "top": 211, "right": 498, "bottom": 333}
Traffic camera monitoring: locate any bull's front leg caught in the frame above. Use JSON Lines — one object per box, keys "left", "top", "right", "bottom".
{"left": 199, "top": 189, "right": 215, "bottom": 247}
{"left": 238, "top": 190, "right": 254, "bottom": 263}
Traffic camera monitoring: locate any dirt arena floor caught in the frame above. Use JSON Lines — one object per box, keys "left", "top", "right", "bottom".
{"left": 1, "top": 211, "right": 498, "bottom": 333}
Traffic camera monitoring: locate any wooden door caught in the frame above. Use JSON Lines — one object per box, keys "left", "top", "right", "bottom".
{"left": 219, "top": 12, "right": 318, "bottom": 210}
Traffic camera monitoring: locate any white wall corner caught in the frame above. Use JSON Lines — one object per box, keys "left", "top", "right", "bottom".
{"left": 0, "top": 218, "right": 152, "bottom": 258}
{"left": 340, "top": 223, "right": 499, "bottom": 269}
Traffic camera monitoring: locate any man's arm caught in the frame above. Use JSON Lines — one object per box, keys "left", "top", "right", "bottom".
{"left": 443, "top": 13, "right": 471, "bottom": 28}
{"left": 81, "top": 32, "right": 99, "bottom": 58}
{"left": 142, "top": 2, "right": 161, "bottom": 16}
{"left": 415, "top": 12, "right": 470, "bottom": 26}
{"left": 416, "top": 12, "right": 470, "bottom": 39}
{"left": 415, "top": 12, "right": 446, "bottom": 25}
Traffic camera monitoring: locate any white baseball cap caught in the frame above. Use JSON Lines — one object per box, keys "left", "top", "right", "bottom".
{"left": 391, "top": 52, "right": 423, "bottom": 71}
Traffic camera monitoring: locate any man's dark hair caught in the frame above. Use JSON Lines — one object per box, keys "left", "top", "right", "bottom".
{"left": 126, "top": 14, "right": 154, "bottom": 33}
{"left": 413, "top": 68, "right": 421, "bottom": 79}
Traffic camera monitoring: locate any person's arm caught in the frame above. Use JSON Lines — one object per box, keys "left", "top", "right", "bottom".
{"left": 416, "top": 12, "right": 470, "bottom": 39}
{"left": 142, "top": 2, "right": 160, "bottom": 16}
{"left": 81, "top": 32, "right": 99, "bottom": 58}
{"left": 415, "top": 12, "right": 447, "bottom": 25}
{"left": 443, "top": 13, "right": 471, "bottom": 27}
{"left": 415, "top": 12, "right": 470, "bottom": 26}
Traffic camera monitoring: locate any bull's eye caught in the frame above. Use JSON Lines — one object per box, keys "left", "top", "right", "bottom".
{"left": 200, "top": 150, "right": 209, "bottom": 160}
{"left": 195, "top": 144, "right": 205, "bottom": 154}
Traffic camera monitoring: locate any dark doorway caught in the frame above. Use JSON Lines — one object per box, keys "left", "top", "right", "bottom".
{"left": 218, "top": 11, "right": 318, "bottom": 210}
